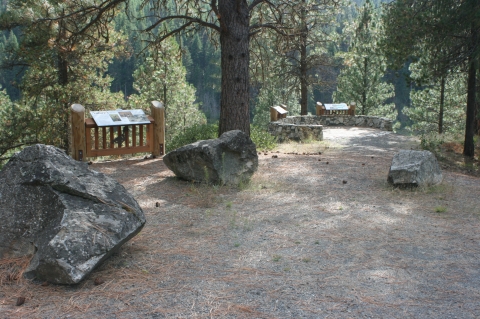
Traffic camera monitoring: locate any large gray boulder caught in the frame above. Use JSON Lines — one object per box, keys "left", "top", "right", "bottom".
{"left": 388, "top": 150, "right": 443, "bottom": 187}
{"left": 163, "top": 130, "right": 258, "bottom": 185}
{"left": 0, "top": 144, "right": 145, "bottom": 284}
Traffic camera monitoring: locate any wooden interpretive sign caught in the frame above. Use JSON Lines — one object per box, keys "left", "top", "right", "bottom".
{"left": 90, "top": 109, "right": 150, "bottom": 127}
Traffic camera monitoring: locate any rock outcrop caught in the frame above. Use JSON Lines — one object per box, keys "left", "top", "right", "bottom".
{"left": 0, "top": 144, "right": 145, "bottom": 284}
{"left": 163, "top": 130, "right": 258, "bottom": 185}
{"left": 387, "top": 150, "right": 443, "bottom": 187}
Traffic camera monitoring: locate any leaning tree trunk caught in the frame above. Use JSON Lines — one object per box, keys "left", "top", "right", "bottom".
{"left": 218, "top": 0, "right": 250, "bottom": 136}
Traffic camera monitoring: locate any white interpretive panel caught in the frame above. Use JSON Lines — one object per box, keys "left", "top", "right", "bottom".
{"left": 90, "top": 109, "right": 150, "bottom": 126}
{"left": 324, "top": 103, "right": 348, "bottom": 110}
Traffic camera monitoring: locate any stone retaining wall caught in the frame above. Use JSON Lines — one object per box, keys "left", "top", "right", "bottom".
{"left": 268, "top": 115, "right": 393, "bottom": 142}
{"left": 268, "top": 123, "right": 323, "bottom": 143}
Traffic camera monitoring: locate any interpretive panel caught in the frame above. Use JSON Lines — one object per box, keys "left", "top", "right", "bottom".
{"left": 324, "top": 103, "right": 348, "bottom": 110}
{"left": 90, "top": 109, "right": 150, "bottom": 126}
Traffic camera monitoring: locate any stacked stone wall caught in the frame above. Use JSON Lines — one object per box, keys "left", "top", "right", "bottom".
{"left": 268, "top": 115, "right": 393, "bottom": 142}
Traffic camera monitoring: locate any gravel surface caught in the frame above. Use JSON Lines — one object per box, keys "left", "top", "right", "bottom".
{"left": 1, "top": 127, "right": 480, "bottom": 318}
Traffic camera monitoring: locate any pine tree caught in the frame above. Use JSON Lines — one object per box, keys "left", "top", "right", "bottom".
{"left": 0, "top": 0, "right": 126, "bottom": 153}
{"left": 405, "top": 60, "right": 466, "bottom": 136}
{"left": 333, "top": 0, "right": 395, "bottom": 118}
{"left": 382, "top": 0, "right": 480, "bottom": 156}
{"left": 269, "top": 0, "right": 340, "bottom": 115}
{"left": 129, "top": 37, "right": 206, "bottom": 145}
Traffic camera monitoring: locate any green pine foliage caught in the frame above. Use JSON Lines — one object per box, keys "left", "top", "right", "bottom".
{"left": 333, "top": 0, "right": 396, "bottom": 120}
{"left": 405, "top": 63, "right": 467, "bottom": 135}
{"left": 129, "top": 37, "right": 206, "bottom": 147}
{"left": 382, "top": 0, "right": 480, "bottom": 156}
{"left": 0, "top": 0, "right": 126, "bottom": 155}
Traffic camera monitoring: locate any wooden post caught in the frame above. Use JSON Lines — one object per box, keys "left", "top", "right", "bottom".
{"left": 316, "top": 102, "right": 325, "bottom": 116}
{"left": 71, "top": 104, "right": 86, "bottom": 161}
{"left": 279, "top": 104, "right": 288, "bottom": 119}
{"left": 150, "top": 101, "right": 165, "bottom": 156}
{"left": 270, "top": 106, "right": 278, "bottom": 122}
{"left": 349, "top": 102, "right": 356, "bottom": 116}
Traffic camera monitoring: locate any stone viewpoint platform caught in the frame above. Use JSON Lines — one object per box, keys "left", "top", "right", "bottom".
{"left": 268, "top": 115, "right": 393, "bottom": 142}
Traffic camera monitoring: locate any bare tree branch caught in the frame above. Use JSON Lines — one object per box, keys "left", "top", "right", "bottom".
{"left": 144, "top": 15, "right": 221, "bottom": 33}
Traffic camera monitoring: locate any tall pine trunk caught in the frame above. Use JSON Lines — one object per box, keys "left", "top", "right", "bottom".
{"left": 439, "top": 76, "right": 445, "bottom": 134}
{"left": 299, "top": 0, "right": 308, "bottom": 116}
{"left": 300, "top": 40, "right": 308, "bottom": 115}
{"left": 58, "top": 54, "right": 69, "bottom": 153}
{"left": 218, "top": 0, "right": 250, "bottom": 136}
{"left": 464, "top": 57, "right": 476, "bottom": 157}
{"left": 464, "top": 19, "right": 477, "bottom": 157}
{"left": 57, "top": 19, "right": 70, "bottom": 153}
{"left": 361, "top": 57, "right": 368, "bottom": 115}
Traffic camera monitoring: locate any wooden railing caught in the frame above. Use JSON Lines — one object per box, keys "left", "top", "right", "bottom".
{"left": 70, "top": 102, "right": 165, "bottom": 161}
{"left": 84, "top": 117, "right": 154, "bottom": 158}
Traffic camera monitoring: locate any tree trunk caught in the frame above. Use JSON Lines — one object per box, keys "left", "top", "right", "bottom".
{"left": 439, "top": 76, "right": 445, "bottom": 134}
{"left": 464, "top": 18, "right": 477, "bottom": 157}
{"left": 57, "top": 19, "right": 70, "bottom": 153}
{"left": 58, "top": 53, "right": 70, "bottom": 154}
{"left": 218, "top": 0, "right": 250, "bottom": 136}
{"left": 464, "top": 57, "right": 476, "bottom": 157}
{"left": 361, "top": 57, "right": 368, "bottom": 115}
{"left": 299, "top": 0, "right": 308, "bottom": 116}
{"left": 300, "top": 43, "right": 308, "bottom": 115}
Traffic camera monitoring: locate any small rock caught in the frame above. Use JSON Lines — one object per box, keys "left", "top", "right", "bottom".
{"left": 94, "top": 278, "right": 105, "bottom": 286}
{"left": 342, "top": 180, "right": 347, "bottom": 184}
{"left": 16, "top": 297, "right": 25, "bottom": 306}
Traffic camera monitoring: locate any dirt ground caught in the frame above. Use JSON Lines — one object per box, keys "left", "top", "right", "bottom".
{"left": 1, "top": 127, "right": 480, "bottom": 318}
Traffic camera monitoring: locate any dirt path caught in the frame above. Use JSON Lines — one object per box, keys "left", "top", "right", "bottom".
{"left": 1, "top": 128, "right": 480, "bottom": 318}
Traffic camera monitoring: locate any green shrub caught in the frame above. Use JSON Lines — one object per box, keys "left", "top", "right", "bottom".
{"left": 166, "top": 123, "right": 218, "bottom": 152}
{"left": 250, "top": 125, "right": 277, "bottom": 151}
{"left": 166, "top": 123, "right": 277, "bottom": 153}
